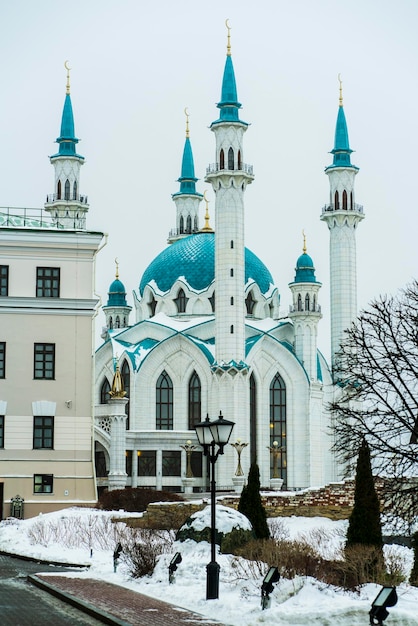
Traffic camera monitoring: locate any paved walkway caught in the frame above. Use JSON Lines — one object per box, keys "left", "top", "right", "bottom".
{"left": 31, "top": 574, "right": 226, "bottom": 626}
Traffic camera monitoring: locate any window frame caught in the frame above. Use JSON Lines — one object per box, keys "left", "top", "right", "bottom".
{"left": 33, "top": 415, "right": 54, "bottom": 449}
{"left": 0, "top": 415, "right": 4, "bottom": 448}
{"left": 34, "top": 474, "right": 53, "bottom": 494}
{"left": 0, "top": 342, "right": 5, "bottom": 379}
{"left": 156, "top": 370, "right": 173, "bottom": 430}
{"left": 36, "top": 267, "right": 60, "bottom": 298}
{"left": 34, "top": 343, "right": 56, "bottom": 380}
{"left": 0, "top": 265, "right": 9, "bottom": 296}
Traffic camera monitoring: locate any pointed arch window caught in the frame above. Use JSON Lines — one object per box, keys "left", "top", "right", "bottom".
{"left": 148, "top": 296, "right": 157, "bottom": 317}
{"left": 156, "top": 370, "right": 173, "bottom": 430}
{"left": 179, "top": 215, "right": 184, "bottom": 234}
{"left": 297, "top": 294, "right": 303, "bottom": 311}
{"left": 100, "top": 378, "right": 111, "bottom": 404}
{"left": 186, "top": 215, "right": 192, "bottom": 234}
{"left": 238, "top": 150, "right": 242, "bottom": 170}
{"left": 312, "top": 294, "right": 317, "bottom": 311}
{"left": 228, "top": 147, "right": 234, "bottom": 170}
{"left": 220, "top": 149, "right": 225, "bottom": 170}
{"left": 115, "top": 316, "right": 121, "bottom": 328}
{"left": 334, "top": 190, "right": 339, "bottom": 210}
{"left": 250, "top": 373, "right": 257, "bottom": 464}
{"left": 108, "top": 316, "right": 113, "bottom": 329}
{"left": 64, "top": 179, "right": 70, "bottom": 201}
{"left": 121, "top": 360, "right": 130, "bottom": 429}
{"left": 305, "top": 293, "right": 310, "bottom": 311}
{"left": 174, "top": 288, "right": 188, "bottom": 314}
{"left": 245, "top": 291, "right": 256, "bottom": 315}
{"left": 342, "top": 190, "right": 348, "bottom": 210}
{"left": 57, "top": 180, "right": 62, "bottom": 200}
{"left": 73, "top": 180, "right": 77, "bottom": 201}
{"left": 188, "top": 371, "right": 201, "bottom": 430}
{"left": 269, "top": 372, "right": 287, "bottom": 487}
{"left": 194, "top": 216, "right": 198, "bottom": 232}
{"left": 350, "top": 191, "right": 353, "bottom": 210}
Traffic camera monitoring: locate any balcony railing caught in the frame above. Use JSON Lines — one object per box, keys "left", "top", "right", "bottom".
{"left": 0, "top": 206, "right": 85, "bottom": 230}
{"left": 322, "top": 202, "right": 364, "bottom": 214}
{"left": 206, "top": 162, "right": 254, "bottom": 176}
{"left": 46, "top": 193, "right": 88, "bottom": 204}
{"left": 289, "top": 304, "right": 322, "bottom": 314}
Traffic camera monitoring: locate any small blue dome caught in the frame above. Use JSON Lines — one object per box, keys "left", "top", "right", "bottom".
{"left": 107, "top": 278, "right": 127, "bottom": 306}
{"left": 294, "top": 253, "right": 317, "bottom": 283}
{"left": 139, "top": 233, "right": 274, "bottom": 296}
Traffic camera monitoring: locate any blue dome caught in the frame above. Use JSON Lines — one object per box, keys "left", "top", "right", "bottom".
{"left": 139, "top": 233, "right": 274, "bottom": 296}
{"left": 107, "top": 278, "right": 127, "bottom": 306}
{"left": 294, "top": 253, "right": 317, "bottom": 283}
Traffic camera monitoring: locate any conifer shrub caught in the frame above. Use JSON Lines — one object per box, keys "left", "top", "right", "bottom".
{"left": 238, "top": 463, "right": 270, "bottom": 539}
{"left": 410, "top": 531, "right": 418, "bottom": 586}
{"left": 97, "top": 487, "right": 184, "bottom": 512}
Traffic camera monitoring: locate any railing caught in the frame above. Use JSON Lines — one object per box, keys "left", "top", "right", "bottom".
{"left": 321, "top": 202, "right": 364, "bottom": 214}
{"left": 168, "top": 227, "right": 200, "bottom": 238}
{"left": 289, "top": 304, "right": 322, "bottom": 314}
{"left": 206, "top": 162, "right": 254, "bottom": 176}
{"left": 0, "top": 206, "right": 85, "bottom": 230}
{"left": 46, "top": 193, "right": 88, "bottom": 204}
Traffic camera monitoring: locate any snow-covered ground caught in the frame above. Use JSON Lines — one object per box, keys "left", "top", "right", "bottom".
{"left": 1, "top": 505, "right": 417, "bottom": 626}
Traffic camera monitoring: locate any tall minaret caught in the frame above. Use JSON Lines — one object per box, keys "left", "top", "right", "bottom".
{"left": 205, "top": 21, "right": 254, "bottom": 368}
{"left": 44, "top": 62, "right": 89, "bottom": 229}
{"left": 320, "top": 77, "right": 364, "bottom": 371}
{"left": 169, "top": 109, "right": 203, "bottom": 244}
{"left": 288, "top": 233, "right": 322, "bottom": 381}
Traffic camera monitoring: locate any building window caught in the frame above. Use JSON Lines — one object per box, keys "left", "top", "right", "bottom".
{"left": 238, "top": 150, "right": 242, "bottom": 169}
{"left": 148, "top": 296, "right": 157, "bottom": 317}
{"left": 230, "top": 297, "right": 234, "bottom": 305}
{"left": 0, "top": 415, "right": 4, "bottom": 448}
{"left": 0, "top": 342, "right": 5, "bottom": 379}
{"left": 34, "top": 474, "right": 53, "bottom": 494}
{"left": 186, "top": 215, "right": 192, "bottom": 234}
{"left": 138, "top": 450, "right": 156, "bottom": 476}
{"left": 0, "top": 265, "right": 9, "bottom": 296}
{"left": 297, "top": 294, "right": 302, "bottom": 311}
{"left": 36, "top": 267, "right": 60, "bottom": 298}
{"left": 156, "top": 370, "right": 173, "bottom": 430}
{"left": 245, "top": 291, "right": 256, "bottom": 315}
{"left": 34, "top": 343, "right": 55, "bottom": 379}
{"left": 64, "top": 179, "right": 70, "bottom": 200}
{"left": 342, "top": 189, "right": 348, "bottom": 210}
{"left": 190, "top": 451, "right": 203, "bottom": 477}
{"left": 174, "top": 288, "right": 188, "bottom": 314}
{"left": 270, "top": 372, "right": 287, "bottom": 487}
{"left": 121, "top": 360, "right": 130, "bottom": 429}
{"left": 33, "top": 416, "right": 54, "bottom": 449}
{"left": 228, "top": 147, "right": 234, "bottom": 170}
{"left": 188, "top": 371, "right": 201, "bottom": 430}
{"left": 162, "top": 450, "right": 181, "bottom": 476}
{"left": 220, "top": 149, "right": 225, "bottom": 170}
{"left": 125, "top": 450, "right": 132, "bottom": 477}
{"left": 73, "top": 180, "right": 78, "bottom": 200}
{"left": 100, "top": 378, "right": 111, "bottom": 404}
{"left": 230, "top": 325, "right": 234, "bottom": 334}
{"left": 305, "top": 293, "right": 310, "bottom": 311}
{"left": 230, "top": 268, "right": 234, "bottom": 277}
{"left": 57, "top": 180, "right": 62, "bottom": 199}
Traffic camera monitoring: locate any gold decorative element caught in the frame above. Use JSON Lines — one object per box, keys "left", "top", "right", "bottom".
{"left": 338, "top": 73, "right": 343, "bottom": 107}
{"left": 180, "top": 440, "right": 197, "bottom": 478}
{"left": 115, "top": 257, "right": 119, "bottom": 279}
{"left": 184, "top": 107, "right": 190, "bottom": 138}
{"left": 108, "top": 364, "right": 126, "bottom": 399}
{"left": 302, "top": 230, "right": 307, "bottom": 254}
{"left": 225, "top": 19, "right": 231, "bottom": 56}
{"left": 231, "top": 439, "right": 248, "bottom": 476}
{"left": 64, "top": 60, "right": 71, "bottom": 95}
{"left": 199, "top": 190, "right": 214, "bottom": 232}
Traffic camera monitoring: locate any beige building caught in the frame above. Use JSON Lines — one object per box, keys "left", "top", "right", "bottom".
{"left": 0, "top": 67, "right": 104, "bottom": 518}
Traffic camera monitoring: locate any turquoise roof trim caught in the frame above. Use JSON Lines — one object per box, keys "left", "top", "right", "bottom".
{"left": 51, "top": 94, "right": 84, "bottom": 159}
{"left": 173, "top": 136, "right": 202, "bottom": 197}
{"left": 326, "top": 106, "right": 358, "bottom": 170}
{"left": 211, "top": 55, "right": 248, "bottom": 127}
{"left": 139, "top": 233, "right": 274, "bottom": 296}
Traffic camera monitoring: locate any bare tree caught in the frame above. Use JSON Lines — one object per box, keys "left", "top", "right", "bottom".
{"left": 330, "top": 280, "right": 418, "bottom": 528}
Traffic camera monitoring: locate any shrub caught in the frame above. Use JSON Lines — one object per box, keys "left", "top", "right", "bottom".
{"left": 97, "top": 488, "right": 184, "bottom": 512}
{"left": 238, "top": 463, "right": 269, "bottom": 539}
{"left": 220, "top": 528, "right": 254, "bottom": 554}
{"left": 410, "top": 531, "right": 418, "bottom": 586}
{"left": 121, "top": 528, "right": 174, "bottom": 578}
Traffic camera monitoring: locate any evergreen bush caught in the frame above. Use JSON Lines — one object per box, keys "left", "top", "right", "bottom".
{"left": 410, "top": 531, "right": 418, "bottom": 586}
{"left": 238, "top": 463, "right": 270, "bottom": 539}
{"left": 97, "top": 487, "right": 184, "bottom": 512}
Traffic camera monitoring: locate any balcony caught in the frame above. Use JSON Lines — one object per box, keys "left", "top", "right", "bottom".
{"left": 0, "top": 206, "right": 60, "bottom": 229}
{"left": 206, "top": 162, "right": 254, "bottom": 176}
{"left": 46, "top": 193, "right": 88, "bottom": 204}
{"left": 321, "top": 202, "right": 364, "bottom": 214}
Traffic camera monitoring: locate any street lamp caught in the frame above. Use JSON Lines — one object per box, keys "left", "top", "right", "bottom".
{"left": 195, "top": 412, "right": 235, "bottom": 600}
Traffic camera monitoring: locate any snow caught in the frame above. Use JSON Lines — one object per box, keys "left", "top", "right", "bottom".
{"left": 1, "top": 506, "right": 418, "bottom": 625}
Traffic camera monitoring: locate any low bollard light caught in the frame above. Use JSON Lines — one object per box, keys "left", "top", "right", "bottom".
{"left": 369, "top": 586, "right": 398, "bottom": 625}
{"left": 113, "top": 542, "right": 122, "bottom": 573}
{"left": 169, "top": 552, "right": 182, "bottom": 583}
{"left": 261, "top": 566, "right": 280, "bottom": 610}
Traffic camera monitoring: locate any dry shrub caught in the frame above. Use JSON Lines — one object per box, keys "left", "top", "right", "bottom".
{"left": 236, "top": 538, "right": 321, "bottom": 579}
{"left": 121, "top": 528, "right": 174, "bottom": 578}
{"left": 97, "top": 487, "right": 184, "bottom": 513}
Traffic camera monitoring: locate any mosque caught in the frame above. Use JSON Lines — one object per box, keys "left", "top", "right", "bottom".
{"left": 0, "top": 26, "right": 364, "bottom": 518}
{"left": 94, "top": 25, "right": 364, "bottom": 494}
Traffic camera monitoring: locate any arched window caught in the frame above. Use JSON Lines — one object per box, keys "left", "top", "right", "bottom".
{"left": 108, "top": 316, "right": 113, "bottom": 329}
{"left": 269, "top": 373, "right": 287, "bottom": 487}
{"left": 230, "top": 240, "right": 234, "bottom": 249}
{"left": 174, "top": 288, "right": 188, "bottom": 313}
{"left": 156, "top": 370, "right": 173, "bottom": 430}
{"left": 250, "top": 373, "right": 257, "bottom": 464}
{"left": 350, "top": 191, "right": 353, "bottom": 210}
{"left": 73, "top": 180, "right": 77, "bottom": 200}
{"left": 238, "top": 150, "right": 242, "bottom": 170}
{"left": 64, "top": 179, "right": 70, "bottom": 201}
{"left": 121, "top": 360, "right": 130, "bottom": 429}
{"left": 342, "top": 190, "right": 348, "bottom": 210}
{"left": 115, "top": 316, "right": 120, "bottom": 328}
{"left": 230, "top": 296, "right": 234, "bottom": 305}
{"left": 179, "top": 215, "right": 184, "bottom": 234}
{"left": 230, "top": 268, "right": 234, "bottom": 277}
{"left": 186, "top": 215, "right": 192, "bottom": 233}
{"left": 228, "top": 147, "right": 234, "bottom": 170}
{"left": 148, "top": 296, "right": 157, "bottom": 317}
{"left": 188, "top": 371, "right": 201, "bottom": 430}
{"left": 220, "top": 149, "right": 225, "bottom": 170}
{"left": 297, "top": 294, "right": 303, "bottom": 311}
{"left": 334, "top": 190, "right": 339, "bottom": 210}
{"left": 312, "top": 294, "right": 316, "bottom": 311}
{"left": 194, "top": 216, "right": 198, "bottom": 232}
{"left": 100, "top": 378, "right": 111, "bottom": 404}
{"left": 57, "top": 180, "right": 62, "bottom": 200}
{"left": 230, "top": 325, "right": 234, "bottom": 334}
{"left": 245, "top": 291, "right": 256, "bottom": 315}
{"left": 305, "top": 293, "right": 310, "bottom": 311}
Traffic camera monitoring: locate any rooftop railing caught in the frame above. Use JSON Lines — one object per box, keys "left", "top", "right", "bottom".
{"left": 206, "top": 162, "right": 254, "bottom": 176}
{"left": 321, "top": 202, "right": 364, "bottom": 214}
{"left": 0, "top": 206, "right": 85, "bottom": 230}
{"left": 45, "top": 194, "right": 88, "bottom": 204}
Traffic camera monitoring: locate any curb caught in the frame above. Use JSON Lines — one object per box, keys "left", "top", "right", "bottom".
{"left": 0, "top": 549, "right": 90, "bottom": 569}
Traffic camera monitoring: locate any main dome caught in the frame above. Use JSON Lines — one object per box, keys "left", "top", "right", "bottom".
{"left": 139, "top": 232, "right": 274, "bottom": 296}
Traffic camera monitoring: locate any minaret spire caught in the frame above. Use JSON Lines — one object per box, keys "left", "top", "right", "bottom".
{"left": 65, "top": 60, "right": 71, "bottom": 95}
{"left": 226, "top": 18, "right": 232, "bottom": 56}
{"left": 321, "top": 77, "right": 365, "bottom": 372}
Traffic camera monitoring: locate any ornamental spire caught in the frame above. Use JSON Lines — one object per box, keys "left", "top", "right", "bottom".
{"left": 65, "top": 60, "right": 71, "bottom": 95}
{"left": 199, "top": 191, "right": 214, "bottom": 233}
{"left": 338, "top": 73, "right": 343, "bottom": 107}
{"left": 302, "top": 230, "right": 307, "bottom": 254}
{"left": 226, "top": 18, "right": 231, "bottom": 56}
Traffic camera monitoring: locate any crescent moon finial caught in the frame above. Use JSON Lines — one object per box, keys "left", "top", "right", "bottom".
{"left": 302, "top": 230, "right": 307, "bottom": 254}
{"left": 200, "top": 190, "right": 213, "bottom": 233}
{"left": 225, "top": 19, "right": 231, "bottom": 56}
{"left": 64, "top": 60, "right": 71, "bottom": 95}
{"left": 115, "top": 257, "right": 119, "bottom": 279}
{"left": 338, "top": 73, "right": 343, "bottom": 107}
{"left": 184, "top": 107, "right": 190, "bottom": 138}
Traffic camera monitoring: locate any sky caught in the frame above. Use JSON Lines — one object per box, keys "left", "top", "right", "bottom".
{"left": 1, "top": 506, "right": 417, "bottom": 625}
{"left": 1, "top": 0, "right": 417, "bottom": 357}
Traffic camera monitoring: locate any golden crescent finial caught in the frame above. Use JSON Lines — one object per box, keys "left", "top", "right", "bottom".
{"left": 64, "top": 60, "right": 71, "bottom": 95}
{"left": 115, "top": 257, "right": 119, "bottom": 279}
{"left": 184, "top": 107, "right": 190, "bottom": 138}
{"left": 200, "top": 190, "right": 213, "bottom": 233}
{"left": 338, "top": 73, "right": 343, "bottom": 107}
{"left": 225, "top": 19, "right": 231, "bottom": 56}
{"left": 302, "top": 230, "right": 307, "bottom": 254}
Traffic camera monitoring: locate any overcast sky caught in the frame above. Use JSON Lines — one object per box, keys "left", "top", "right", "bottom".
{"left": 1, "top": 0, "right": 417, "bottom": 359}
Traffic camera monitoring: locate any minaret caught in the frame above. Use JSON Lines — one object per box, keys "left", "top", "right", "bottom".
{"left": 320, "top": 77, "right": 364, "bottom": 371}
{"left": 288, "top": 233, "right": 322, "bottom": 380}
{"left": 102, "top": 259, "right": 132, "bottom": 336}
{"left": 169, "top": 108, "right": 203, "bottom": 243}
{"left": 205, "top": 20, "right": 254, "bottom": 368}
{"left": 44, "top": 62, "right": 89, "bottom": 229}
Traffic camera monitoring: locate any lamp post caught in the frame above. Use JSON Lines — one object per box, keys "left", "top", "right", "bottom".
{"left": 195, "top": 412, "right": 235, "bottom": 600}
